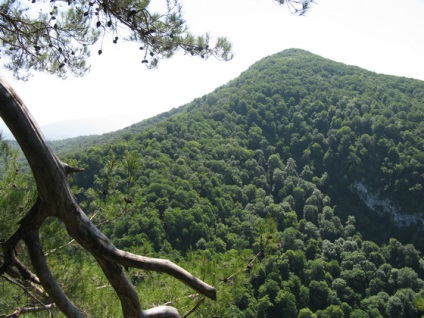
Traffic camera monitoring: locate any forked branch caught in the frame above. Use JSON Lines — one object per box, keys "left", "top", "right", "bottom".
{"left": 0, "top": 75, "right": 216, "bottom": 318}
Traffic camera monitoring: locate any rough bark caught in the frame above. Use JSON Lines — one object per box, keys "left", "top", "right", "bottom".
{"left": 0, "top": 76, "right": 216, "bottom": 317}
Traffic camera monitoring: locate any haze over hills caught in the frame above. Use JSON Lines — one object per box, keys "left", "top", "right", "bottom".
{"left": 0, "top": 114, "right": 138, "bottom": 140}
{"left": 3, "top": 48, "right": 424, "bottom": 317}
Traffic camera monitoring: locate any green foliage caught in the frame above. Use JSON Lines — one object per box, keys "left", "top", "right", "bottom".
{"left": 4, "top": 49, "right": 424, "bottom": 317}
{"left": 0, "top": 137, "right": 36, "bottom": 313}
{"left": 0, "top": 0, "right": 233, "bottom": 79}
{"left": 0, "top": 138, "right": 35, "bottom": 239}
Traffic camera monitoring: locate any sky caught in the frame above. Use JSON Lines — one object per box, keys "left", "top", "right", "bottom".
{"left": 1, "top": 0, "right": 424, "bottom": 135}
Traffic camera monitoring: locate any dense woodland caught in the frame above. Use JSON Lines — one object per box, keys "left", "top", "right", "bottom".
{"left": 1, "top": 49, "right": 424, "bottom": 317}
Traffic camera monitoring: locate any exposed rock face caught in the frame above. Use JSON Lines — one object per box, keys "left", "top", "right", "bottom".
{"left": 352, "top": 181, "right": 424, "bottom": 228}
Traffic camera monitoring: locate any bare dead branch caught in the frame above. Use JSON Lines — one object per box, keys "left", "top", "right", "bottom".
{"left": 0, "top": 66, "right": 216, "bottom": 318}
{"left": 23, "top": 230, "right": 84, "bottom": 318}
{"left": 106, "top": 248, "right": 217, "bottom": 301}
{"left": 92, "top": 253, "right": 143, "bottom": 318}
{"left": 4, "top": 303, "right": 54, "bottom": 318}
{"left": 0, "top": 199, "right": 42, "bottom": 277}
{"left": 12, "top": 257, "right": 41, "bottom": 284}
{"left": 44, "top": 238, "right": 75, "bottom": 257}
{"left": 1, "top": 275, "right": 46, "bottom": 309}
{"left": 142, "top": 306, "right": 181, "bottom": 318}
{"left": 2, "top": 263, "right": 45, "bottom": 299}
{"left": 62, "top": 162, "right": 85, "bottom": 175}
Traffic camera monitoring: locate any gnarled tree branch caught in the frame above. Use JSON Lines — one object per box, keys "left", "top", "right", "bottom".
{"left": 0, "top": 75, "right": 216, "bottom": 317}
{"left": 4, "top": 303, "right": 55, "bottom": 318}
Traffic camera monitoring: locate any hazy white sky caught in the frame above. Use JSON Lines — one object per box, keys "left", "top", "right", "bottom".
{"left": 2, "top": 0, "right": 424, "bottom": 130}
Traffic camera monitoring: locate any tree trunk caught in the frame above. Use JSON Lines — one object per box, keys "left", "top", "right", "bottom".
{"left": 0, "top": 76, "right": 216, "bottom": 317}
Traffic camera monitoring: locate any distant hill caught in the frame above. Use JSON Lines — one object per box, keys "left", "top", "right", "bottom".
{"left": 49, "top": 106, "right": 180, "bottom": 154}
{"left": 1, "top": 115, "right": 138, "bottom": 140}
{"left": 41, "top": 115, "right": 138, "bottom": 140}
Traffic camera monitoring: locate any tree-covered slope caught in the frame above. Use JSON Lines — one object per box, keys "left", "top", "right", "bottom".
{"left": 36, "top": 48, "right": 424, "bottom": 317}
{"left": 68, "top": 48, "right": 424, "bottom": 244}
{"left": 208, "top": 48, "right": 424, "bottom": 219}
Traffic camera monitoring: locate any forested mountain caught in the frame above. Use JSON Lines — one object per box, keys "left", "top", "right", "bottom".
{"left": 68, "top": 48, "right": 424, "bottom": 245}
{"left": 2, "top": 49, "right": 424, "bottom": 317}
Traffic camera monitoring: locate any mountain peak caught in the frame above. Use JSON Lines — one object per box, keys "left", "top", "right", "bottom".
{"left": 278, "top": 48, "right": 313, "bottom": 56}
